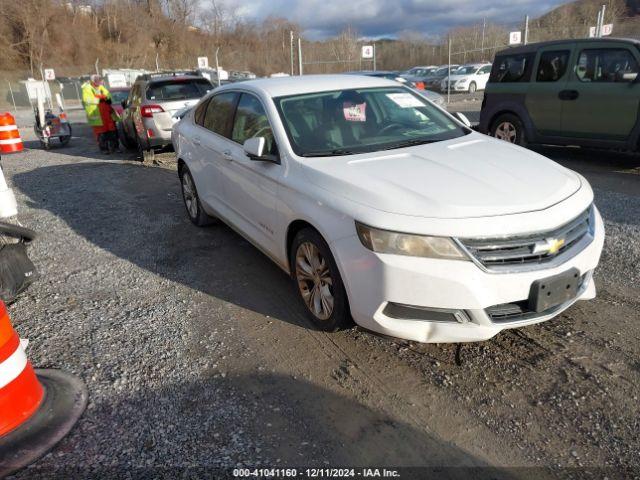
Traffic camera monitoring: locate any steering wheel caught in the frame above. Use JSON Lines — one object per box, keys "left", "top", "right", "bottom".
{"left": 378, "top": 123, "right": 404, "bottom": 135}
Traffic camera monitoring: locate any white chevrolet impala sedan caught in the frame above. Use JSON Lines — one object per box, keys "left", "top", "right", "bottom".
{"left": 172, "top": 75, "right": 604, "bottom": 343}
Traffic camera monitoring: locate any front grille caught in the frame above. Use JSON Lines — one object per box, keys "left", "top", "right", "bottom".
{"left": 458, "top": 206, "right": 593, "bottom": 272}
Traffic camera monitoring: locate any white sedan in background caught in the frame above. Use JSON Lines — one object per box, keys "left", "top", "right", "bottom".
{"left": 172, "top": 75, "right": 604, "bottom": 343}
{"left": 441, "top": 63, "right": 492, "bottom": 93}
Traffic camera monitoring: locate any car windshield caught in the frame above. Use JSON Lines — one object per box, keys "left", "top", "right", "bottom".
{"left": 456, "top": 66, "right": 479, "bottom": 75}
{"left": 110, "top": 89, "right": 130, "bottom": 103}
{"left": 275, "top": 87, "right": 469, "bottom": 157}
{"left": 146, "top": 78, "right": 213, "bottom": 101}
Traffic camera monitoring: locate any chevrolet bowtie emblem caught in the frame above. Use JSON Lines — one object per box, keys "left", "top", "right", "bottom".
{"left": 533, "top": 237, "right": 566, "bottom": 255}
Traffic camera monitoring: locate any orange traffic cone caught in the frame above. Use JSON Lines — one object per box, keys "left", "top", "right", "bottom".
{"left": 0, "top": 113, "right": 23, "bottom": 154}
{"left": 0, "top": 301, "right": 87, "bottom": 476}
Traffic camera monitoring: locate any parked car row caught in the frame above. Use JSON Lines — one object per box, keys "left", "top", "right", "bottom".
{"left": 103, "top": 38, "right": 639, "bottom": 345}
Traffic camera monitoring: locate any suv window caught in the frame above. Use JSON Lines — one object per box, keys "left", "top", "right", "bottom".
{"left": 130, "top": 84, "right": 141, "bottom": 105}
{"left": 489, "top": 53, "right": 535, "bottom": 83}
{"left": 202, "top": 92, "right": 238, "bottom": 136}
{"left": 231, "top": 94, "right": 278, "bottom": 155}
{"left": 146, "top": 78, "right": 213, "bottom": 101}
{"left": 576, "top": 48, "right": 639, "bottom": 83}
{"left": 536, "top": 50, "right": 570, "bottom": 82}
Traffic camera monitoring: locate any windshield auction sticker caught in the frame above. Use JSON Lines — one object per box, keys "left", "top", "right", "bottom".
{"left": 386, "top": 93, "right": 424, "bottom": 108}
{"left": 343, "top": 102, "right": 367, "bottom": 122}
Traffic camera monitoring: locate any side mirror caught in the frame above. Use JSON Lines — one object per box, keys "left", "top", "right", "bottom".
{"left": 453, "top": 112, "right": 471, "bottom": 128}
{"left": 243, "top": 137, "right": 266, "bottom": 160}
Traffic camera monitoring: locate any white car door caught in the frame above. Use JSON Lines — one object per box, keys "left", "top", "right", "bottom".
{"left": 220, "top": 92, "right": 283, "bottom": 255}
{"left": 194, "top": 91, "right": 239, "bottom": 212}
{"left": 476, "top": 65, "right": 492, "bottom": 90}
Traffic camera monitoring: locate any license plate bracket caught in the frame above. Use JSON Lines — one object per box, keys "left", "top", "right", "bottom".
{"left": 528, "top": 268, "right": 581, "bottom": 313}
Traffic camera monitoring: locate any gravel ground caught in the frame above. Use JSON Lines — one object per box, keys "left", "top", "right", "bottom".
{"left": 2, "top": 113, "right": 639, "bottom": 479}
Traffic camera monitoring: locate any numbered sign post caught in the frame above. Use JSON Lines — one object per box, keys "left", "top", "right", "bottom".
{"left": 509, "top": 31, "right": 522, "bottom": 45}
{"left": 361, "top": 46, "right": 373, "bottom": 59}
{"left": 44, "top": 69, "right": 56, "bottom": 81}
{"left": 197, "top": 57, "right": 209, "bottom": 69}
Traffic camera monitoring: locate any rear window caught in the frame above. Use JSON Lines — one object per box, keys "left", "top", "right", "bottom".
{"left": 146, "top": 78, "right": 213, "bottom": 101}
{"left": 489, "top": 53, "right": 535, "bottom": 83}
{"left": 110, "top": 89, "right": 130, "bottom": 104}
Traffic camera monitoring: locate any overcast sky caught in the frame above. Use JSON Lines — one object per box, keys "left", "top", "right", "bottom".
{"left": 223, "top": 0, "right": 570, "bottom": 38}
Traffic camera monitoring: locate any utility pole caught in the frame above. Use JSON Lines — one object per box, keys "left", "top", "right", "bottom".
{"left": 155, "top": 52, "right": 160, "bottom": 72}
{"left": 480, "top": 18, "right": 486, "bottom": 54}
{"left": 290, "top": 31, "right": 294, "bottom": 76}
{"left": 599, "top": 4, "right": 606, "bottom": 37}
{"left": 447, "top": 36, "right": 451, "bottom": 105}
{"left": 297, "top": 38, "right": 303, "bottom": 76}
{"left": 95, "top": 58, "right": 100, "bottom": 76}
{"left": 215, "top": 47, "right": 221, "bottom": 87}
{"left": 595, "top": 9, "right": 602, "bottom": 37}
{"left": 524, "top": 15, "right": 529, "bottom": 45}
{"left": 373, "top": 44, "right": 377, "bottom": 71}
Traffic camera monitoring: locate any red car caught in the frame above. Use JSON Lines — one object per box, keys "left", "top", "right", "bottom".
{"left": 109, "top": 87, "right": 130, "bottom": 116}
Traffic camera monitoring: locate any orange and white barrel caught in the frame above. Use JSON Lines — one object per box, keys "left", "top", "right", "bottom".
{"left": 0, "top": 113, "right": 23, "bottom": 154}
{"left": 0, "top": 302, "right": 44, "bottom": 437}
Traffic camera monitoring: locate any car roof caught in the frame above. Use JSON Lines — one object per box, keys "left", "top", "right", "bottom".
{"left": 214, "top": 74, "right": 401, "bottom": 98}
{"left": 497, "top": 37, "right": 640, "bottom": 55}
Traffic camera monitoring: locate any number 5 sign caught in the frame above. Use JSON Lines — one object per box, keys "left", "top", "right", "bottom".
{"left": 509, "top": 31, "right": 522, "bottom": 45}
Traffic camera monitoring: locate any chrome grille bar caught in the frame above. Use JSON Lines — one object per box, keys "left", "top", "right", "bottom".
{"left": 458, "top": 206, "right": 594, "bottom": 273}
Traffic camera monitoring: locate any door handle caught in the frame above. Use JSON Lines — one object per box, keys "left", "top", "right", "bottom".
{"left": 193, "top": 137, "right": 201, "bottom": 146}
{"left": 558, "top": 90, "right": 579, "bottom": 101}
{"left": 222, "top": 150, "right": 233, "bottom": 161}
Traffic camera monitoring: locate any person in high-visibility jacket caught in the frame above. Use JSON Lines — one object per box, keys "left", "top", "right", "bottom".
{"left": 81, "top": 75, "right": 111, "bottom": 147}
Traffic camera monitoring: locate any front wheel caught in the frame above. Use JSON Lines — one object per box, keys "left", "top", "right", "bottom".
{"left": 468, "top": 82, "right": 477, "bottom": 94}
{"left": 179, "top": 165, "right": 215, "bottom": 227}
{"left": 490, "top": 113, "right": 527, "bottom": 146}
{"left": 290, "top": 228, "right": 351, "bottom": 332}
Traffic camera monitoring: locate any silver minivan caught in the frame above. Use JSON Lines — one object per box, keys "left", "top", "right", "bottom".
{"left": 120, "top": 72, "right": 213, "bottom": 161}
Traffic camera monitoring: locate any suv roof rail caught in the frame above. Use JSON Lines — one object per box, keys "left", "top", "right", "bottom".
{"left": 136, "top": 70, "right": 203, "bottom": 81}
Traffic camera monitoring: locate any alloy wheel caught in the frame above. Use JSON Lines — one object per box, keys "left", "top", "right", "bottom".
{"left": 295, "top": 242, "right": 334, "bottom": 321}
{"left": 182, "top": 173, "right": 198, "bottom": 219}
{"left": 494, "top": 121, "right": 517, "bottom": 143}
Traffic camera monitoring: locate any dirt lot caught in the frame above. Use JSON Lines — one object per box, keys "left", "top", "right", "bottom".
{"left": 3, "top": 109, "right": 640, "bottom": 479}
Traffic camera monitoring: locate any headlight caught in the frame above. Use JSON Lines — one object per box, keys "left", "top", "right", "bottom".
{"left": 355, "top": 222, "right": 468, "bottom": 260}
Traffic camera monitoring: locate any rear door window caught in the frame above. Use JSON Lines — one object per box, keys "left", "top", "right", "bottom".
{"left": 489, "top": 53, "right": 535, "bottom": 83}
{"left": 202, "top": 92, "right": 238, "bottom": 137}
{"left": 536, "top": 50, "right": 571, "bottom": 82}
{"left": 575, "top": 48, "right": 639, "bottom": 83}
{"left": 146, "top": 78, "right": 213, "bottom": 101}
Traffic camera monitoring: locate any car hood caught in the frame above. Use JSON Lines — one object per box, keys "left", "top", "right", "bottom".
{"left": 300, "top": 135, "right": 582, "bottom": 219}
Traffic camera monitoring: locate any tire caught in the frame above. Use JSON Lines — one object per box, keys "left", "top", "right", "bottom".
{"left": 490, "top": 113, "right": 527, "bottom": 147}
{"left": 119, "top": 123, "right": 137, "bottom": 151}
{"left": 179, "top": 165, "right": 215, "bottom": 227}
{"left": 136, "top": 134, "right": 154, "bottom": 163}
{"left": 290, "top": 228, "right": 351, "bottom": 332}
{"left": 59, "top": 124, "right": 72, "bottom": 146}
{"left": 468, "top": 82, "right": 477, "bottom": 94}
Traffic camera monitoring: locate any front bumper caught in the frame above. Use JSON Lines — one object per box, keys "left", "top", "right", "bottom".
{"left": 331, "top": 207, "right": 605, "bottom": 343}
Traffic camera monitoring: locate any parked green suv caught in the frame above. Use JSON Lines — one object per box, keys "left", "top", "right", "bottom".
{"left": 479, "top": 38, "right": 640, "bottom": 151}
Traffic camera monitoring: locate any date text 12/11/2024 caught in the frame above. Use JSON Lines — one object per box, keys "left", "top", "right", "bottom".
{"left": 233, "top": 468, "right": 401, "bottom": 478}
